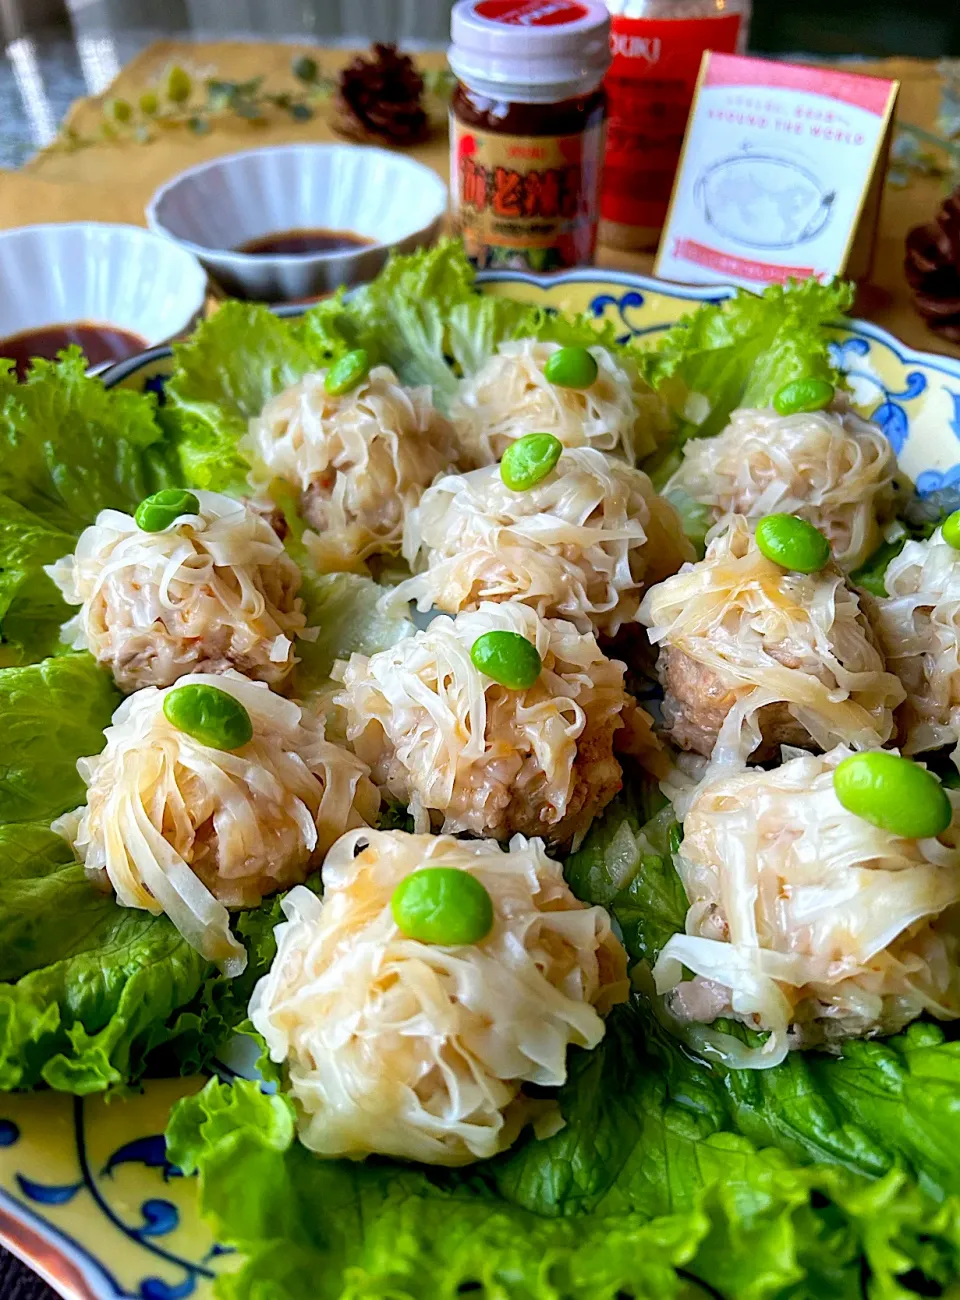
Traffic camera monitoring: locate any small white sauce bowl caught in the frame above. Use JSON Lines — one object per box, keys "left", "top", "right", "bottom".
{"left": 0, "top": 222, "right": 207, "bottom": 361}
{"left": 146, "top": 143, "right": 449, "bottom": 301}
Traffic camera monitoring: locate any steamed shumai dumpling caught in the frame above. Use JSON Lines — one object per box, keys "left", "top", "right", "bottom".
{"left": 333, "top": 601, "right": 653, "bottom": 845}
{"left": 53, "top": 671, "right": 379, "bottom": 975}
{"left": 665, "top": 400, "right": 897, "bottom": 571}
{"left": 46, "top": 490, "right": 307, "bottom": 693}
{"left": 872, "top": 526, "right": 960, "bottom": 761}
{"left": 451, "top": 339, "right": 668, "bottom": 467}
{"left": 390, "top": 447, "right": 694, "bottom": 636}
{"left": 653, "top": 746, "right": 960, "bottom": 1065}
{"left": 241, "top": 364, "right": 459, "bottom": 570}
{"left": 250, "top": 828, "right": 629, "bottom": 1165}
{"left": 638, "top": 515, "right": 905, "bottom": 765}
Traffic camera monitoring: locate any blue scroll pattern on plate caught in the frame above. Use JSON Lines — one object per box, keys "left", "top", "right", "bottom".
{"left": 828, "top": 336, "right": 928, "bottom": 458}
{"left": 0, "top": 1099, "right": 222, "bottom": 1300}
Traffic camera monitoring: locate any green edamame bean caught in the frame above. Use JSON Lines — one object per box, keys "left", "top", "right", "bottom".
{"left": 755, "top": 513, "right": 831, "bottom": 573}
{"left": 325, "top": 348, "right": 370, "bottom": 396}
{"left": 134, "top": 488, "right": 200, "bottom": 533}
{"left": 833, "top": 751, "right": 952, "bottom": 840}
{"left": 942, "top": 509, "right": 960, "bottom": 550}
{"left": 773, "top": 377, "right": 835, "bottom": 416}
{"left": 470, "top": 629, "right": 542, "bottom": 690}
{"left": 162, "top": 683, "right": 254, "bottom": 752}
{"left": 543, "top": 346, "right": 598, "bottom": 390}
{"left": 500, "top": 433, "right": 563, "bottom": 491}
{"left": 391, "top": 867, "right": 494, "bottom": 945}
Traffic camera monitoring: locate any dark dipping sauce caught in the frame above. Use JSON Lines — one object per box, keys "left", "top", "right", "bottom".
{"left": 1, "top": 322, "right": 146, "bottom": 378}
{"left": 237, "top": 227, "right": 374, "bottom": 256}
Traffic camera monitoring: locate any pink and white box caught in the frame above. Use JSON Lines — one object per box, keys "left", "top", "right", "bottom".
{"left": 654, "top": 52, "right": 899, "bottom": 289}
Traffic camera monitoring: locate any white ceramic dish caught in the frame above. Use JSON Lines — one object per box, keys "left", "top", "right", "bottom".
{"left": 146, "top": 143, "right": 449, "bottom": 301}
{"left": 0, "top": 222, "right": 207, "bottom": 364}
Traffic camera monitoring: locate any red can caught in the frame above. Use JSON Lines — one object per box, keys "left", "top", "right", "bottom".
{"left": 600, "top": 0, "right": 751, "bottom": 250}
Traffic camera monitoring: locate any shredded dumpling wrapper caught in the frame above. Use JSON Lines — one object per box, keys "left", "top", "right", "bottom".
{"left": 451, "top": 339, "right": 668, "bottom": 466}
{"left": 333, "top": 601, "right": 648, "bottom": 844}
{"left": 250, "top": 828, "right": 629, "bottom": 1165}
{"left": 872, "top": 526, "right": 960, "bottom": 760}
{"left": 652, "top": 746, "right": 960, "bottom": 1067}
{"left": 389, "top": 447, "right": 694, "bottom": 635}
{"left": 638, "top": 515, "right": 904, "bottom": 766}
{"left": 45, "top": 490, "right": 307, "bottom": 693}
{"left": 665, "top": 401, "right": 897, "bottom": 571}
{"left": 241, "top": 364, "right": 458, "bottom": 570}
{"left": 53, "top": 670, "right": 379, "bottom": 976}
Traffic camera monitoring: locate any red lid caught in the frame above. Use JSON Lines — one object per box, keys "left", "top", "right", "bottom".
{"left": 473, "top": 1, "right": 593, "bottom": 24}
{"left": 450, "top": 0, "right": 611, "bottom": 102}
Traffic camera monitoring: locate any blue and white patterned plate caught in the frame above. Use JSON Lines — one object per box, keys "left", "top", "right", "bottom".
{"left": 3, "top": 269, "right": 960, "bottom": 1300}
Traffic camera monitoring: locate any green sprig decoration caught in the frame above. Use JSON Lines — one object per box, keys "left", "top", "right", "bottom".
{"left": 890, "top": 60, "right": 960, "bottom": 189}
{"left": 56, "top": 56, "right": 336, "bottom": 151}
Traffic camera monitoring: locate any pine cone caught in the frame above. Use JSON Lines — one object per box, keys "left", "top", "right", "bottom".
{"left": 905, "top": 187, "right": 960, "bottom": 343}
{"left": 333, "top": 43, "right": 429, "bottom": 147}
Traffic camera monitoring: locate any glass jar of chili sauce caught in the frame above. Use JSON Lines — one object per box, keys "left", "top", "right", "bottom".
{"left": 448, "top": 0, "right": 611, "bottom": 272}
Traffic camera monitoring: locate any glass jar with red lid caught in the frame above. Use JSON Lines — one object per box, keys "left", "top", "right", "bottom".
{"left": 448, "top": 0, "right": 611, "bottom": 271}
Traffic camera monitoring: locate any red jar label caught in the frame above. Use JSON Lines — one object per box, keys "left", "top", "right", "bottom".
{"left": 451, "top": 115, "right": 605, "bottom": 270}
{"left": 474, "top": 0, "right": 591, "bottom": 25}
{"left": 602, "top": 13, "right": 742, "bottom": 232}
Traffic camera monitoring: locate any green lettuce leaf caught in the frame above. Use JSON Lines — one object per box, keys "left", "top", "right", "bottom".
{"left": 0, "top": 650, "right": 284, "bottom": 1092}
{"left": 0, "top": 838, "right": 211, "bottom": 1094}
{"left": 565, "top": 771, "right": 687, "bottom": 967}
{"left": 564, "top": 766, "right": 669, "bottom": 907}
{"left": 492, "top": 1011, "right": 960, "bottom": 1294}
{"left": 849, "top": 535, "right": 909, "bottom": 597}
{"left": 377, "top": 799, "right": 415, "bottom": 833}
{"left": 567, "top": 773, "right": 691, "bottom": 973}
{"left": 0, "top": 493, "right": 75, "bottom": 666}
{"left": 849, "top": 512, "right": 941, "bottom": 597}
{"left": 661, "top": 485, "right": 714, "bottom": 555}
{"left": 0, "top": 822, "right": 83, "bottom": 980}
{"left": 166, "top": 1004, "right": 960, "bottom": 1300}
{"left": 162, "top": 300, "right": 355, "bottom": 494}
{"left": 346, "top": 238, "right": 634, "bottom": 407}
{"left": 697, "top": 1019, "right": 960, "bottom": 1198}
{"left": 0, "top": 348, "right": 173, "bottom": 530}
{"left": 0, "top": 653, "right": 120, "bottom": 825}
{"left": 639, "top": 279, "right": 854, "bottom": 442}
{"left": 290, "top": 564, "right": 414, "bottom": 698}
{"left": 164, "top": 893, "right": 290, "bottom": 1077}
{"left": 0, "top": 815, "right": 289, "bottom": 1093}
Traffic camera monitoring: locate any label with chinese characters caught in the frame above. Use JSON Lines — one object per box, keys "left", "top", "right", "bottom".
{"left": 450, "top": 116, "right": 605, "bottom": 271}
{"left": 654, "top": 53, "right": 899, "bottom": 288}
